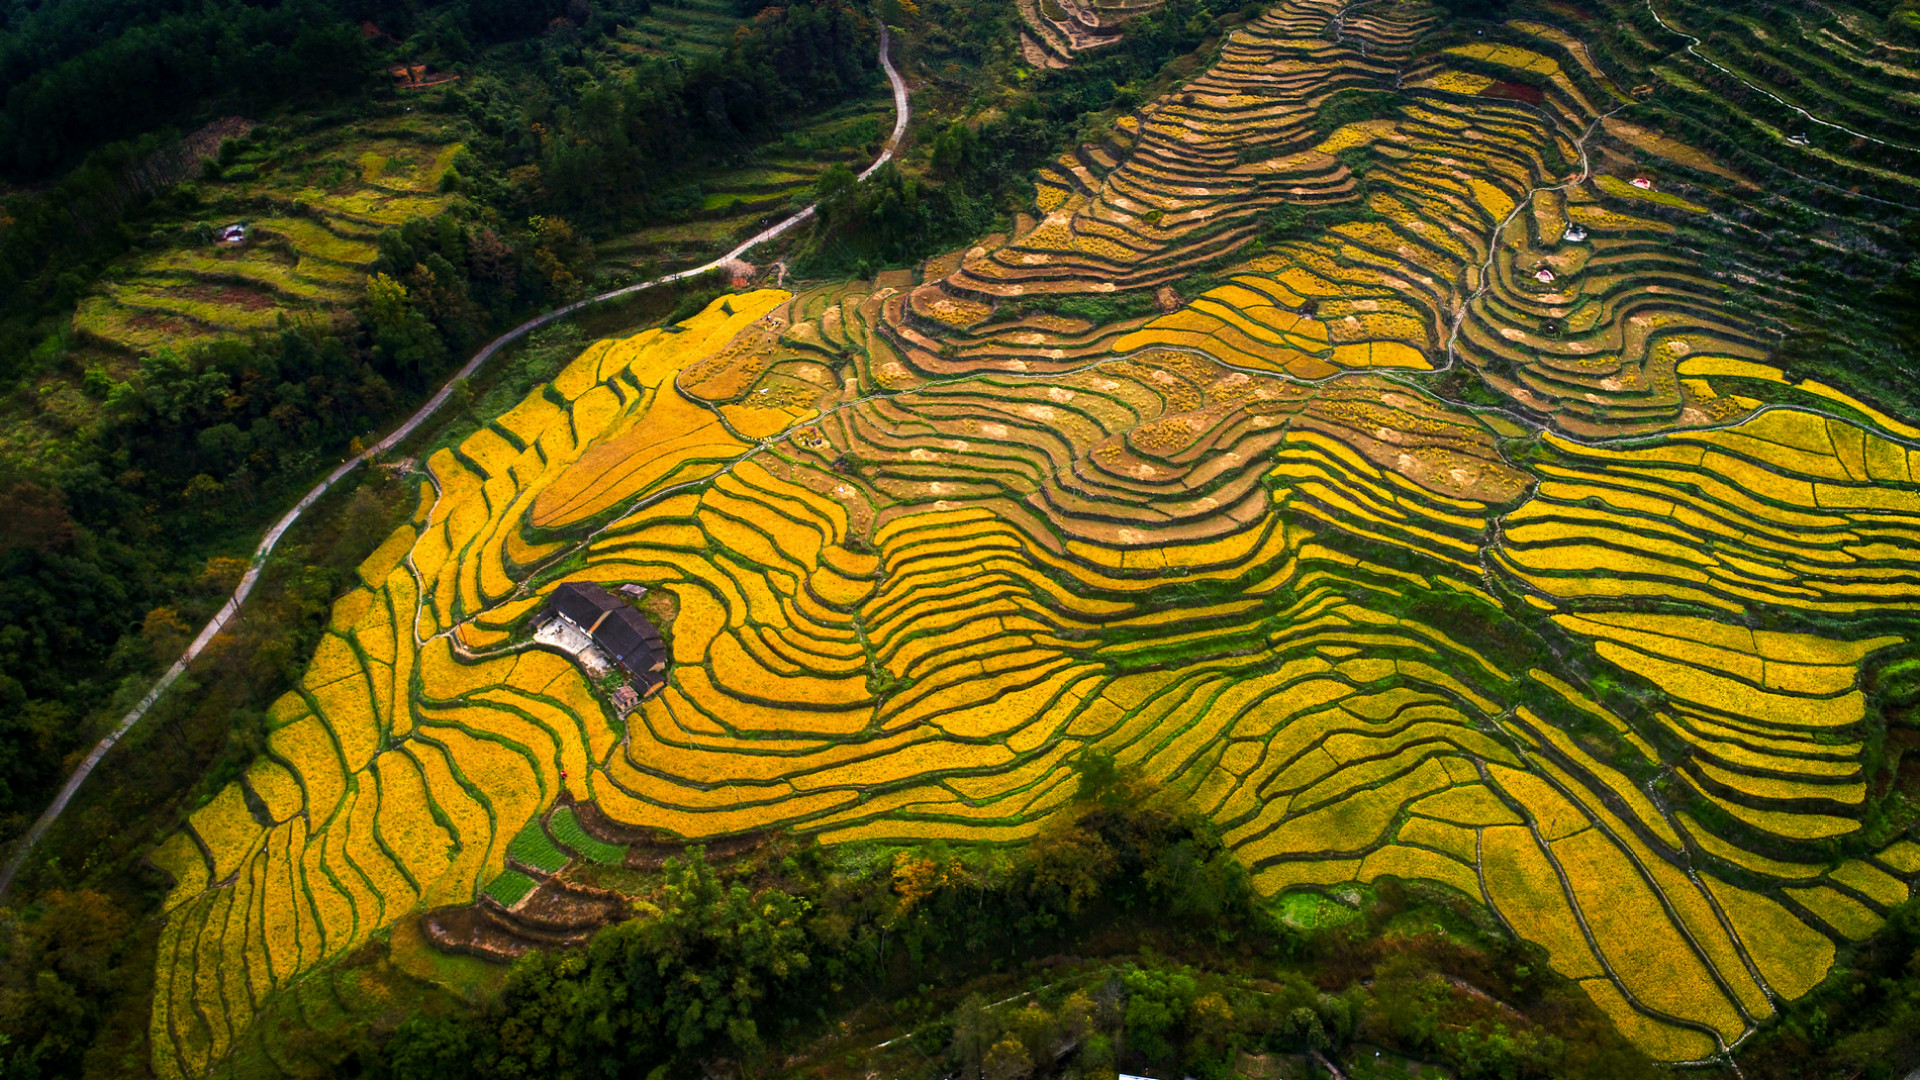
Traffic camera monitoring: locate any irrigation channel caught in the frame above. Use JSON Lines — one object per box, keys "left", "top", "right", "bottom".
{"left": 0, "top": 24, "right": 911, "bottom": 902}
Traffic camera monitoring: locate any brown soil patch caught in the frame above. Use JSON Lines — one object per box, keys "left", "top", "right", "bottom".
{"left": 1480, "top": 81, "right": 1546, "bottom": 105}
{"left": 128, "top": 313, "right": 194, "bottom": 332}
{"left": 422, "top": 877, "right": 629, "bottom": 963}
{"left": 1541, "top": 1, "right": 1596, "bottom": 20}
{"left": 516, "top": 879, "right": 629, "bottom": 930}
{"left": 565, "top": 795, "right": 772, "bottom": 868}
{"left": 422, "top": 904, "right": 534, "bottom": 962}
{"left": 182, "top": 284, "right": 280, "bottom": 311}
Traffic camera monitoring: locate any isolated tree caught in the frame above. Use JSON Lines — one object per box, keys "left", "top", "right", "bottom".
{"left": 950, "top": 993, "right": 998, "bottom": 1079}
{"left": 983, "top": 1037, "right": 1035, "bottom": 1080}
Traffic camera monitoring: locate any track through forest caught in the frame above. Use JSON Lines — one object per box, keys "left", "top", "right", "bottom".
{"left": 0, "top": 22, "right": 911, "bottom": 901}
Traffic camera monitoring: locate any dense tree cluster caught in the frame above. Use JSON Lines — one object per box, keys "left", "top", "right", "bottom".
{"left": 478, "top": 0, "right": 880, "bottom": 230}
{"left": 0, "top": 0, "right": 881, "bottom": 852}
{"left": 0, "top": 0, "right": 894, "bottom": 840}
{"left": 0, "top": 889, "right": 139, "bottom": 1077}
{"left": 800, "top": 0, "right": 1246, "bottom": 273}
{"left": 0, "top": 0, "right": 593, "bottom": 177}
{"left": 0, "top": 201, "right": 601, "bottom": 840}
{"left": 373, "top": 763, "right": 1662, "bottom": 1080}
{"left": 1736, "top": 898, "right": 1920, "bottom": 1079}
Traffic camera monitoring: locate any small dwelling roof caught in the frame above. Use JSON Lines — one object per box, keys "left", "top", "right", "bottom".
{"left": 551, "top": 580, "right": 622, "bottom": 625}
{"left": 549, "top": 582, "right": 665, "bottom": 676}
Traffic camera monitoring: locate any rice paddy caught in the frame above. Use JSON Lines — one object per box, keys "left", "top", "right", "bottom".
{"left": 595, "top": 94, "right": 897, "bottom": 280}
{"left": 144, "top": 0, "right": 1920, "bottom": 1073}
{"left": 73, "top": 118, "right": 462, "bottom": 353}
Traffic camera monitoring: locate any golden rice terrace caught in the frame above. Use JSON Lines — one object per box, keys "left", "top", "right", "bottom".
{"left": 146, "top": 0, "right": 1920, "bottom": 1073}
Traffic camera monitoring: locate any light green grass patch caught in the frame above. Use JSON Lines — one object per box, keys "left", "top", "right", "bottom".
{"left": 483, "top": 868, "right": 538, "bottom": 906}
{"left": 549, "top": 806, "right": 629, "bottom": 864}
{"left": 1595, "top": 174, "right": 1708, "bottom": 213}
{"left": 1274, "top": 887, "right": 1365, "bottom": 930}
{"left": 506, "top": 817, "right": 569, "bottom": 873}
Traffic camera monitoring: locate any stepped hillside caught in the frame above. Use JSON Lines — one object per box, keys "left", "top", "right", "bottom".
{"left": 72, "top": 118, "right": 462, "bottom": 354}
{"left": 138, "top": 0, "right": 1920, "bottom": 1074}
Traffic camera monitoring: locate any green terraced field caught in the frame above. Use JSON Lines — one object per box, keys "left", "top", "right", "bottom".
{"left": 596, "top": 94, "right": 895, "bottom": 278}
{"left": 612, "top": 0, "right": 749, "bottom": 56}
{"left": 72, "top": 117, "right": 461, "bottom": 353}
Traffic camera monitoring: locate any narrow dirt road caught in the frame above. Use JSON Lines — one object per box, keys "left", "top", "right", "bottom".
{"left": 0, "top": 22, "right": 910, "bottom": 901}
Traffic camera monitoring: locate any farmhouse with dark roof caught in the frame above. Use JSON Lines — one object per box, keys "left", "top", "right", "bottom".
{"left": 540, "top": 581, "right": 667, "bottom": 694}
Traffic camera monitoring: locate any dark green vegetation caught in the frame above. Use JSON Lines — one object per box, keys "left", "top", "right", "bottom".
{"left": 797, "top": 0, "right": 1261, "bottom": 273}
{"left": 368, "top": 764, "right": 1658, "bottom": 1080}
{"left": 0, "top": 0, "right": 878, "bottom": 842}
{"left": 0, "top": 0, "right": 1247, "bottom": 881}
{"left": 0, "top": 267, "right": 735, "bottom": 1080}
{"left": 1735, "top": 898, "right": 1920, "bottom": 1080}
{"left": 1565, "top": 0, "right": 1920, "bottom": 423}
{"left": 0, "top": 461, "right": 421, "bottom": 1079}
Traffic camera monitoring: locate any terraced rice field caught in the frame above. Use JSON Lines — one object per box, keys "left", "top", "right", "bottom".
{"left": 611, "top": 0, "right": 753, "bottom": 57}
{"left": 147, "top": 0, "right": 1920, "bottom": 1072}
{"left": 595, "top": 94, "right": 896, "bottom": 279}
{"left": 74, "top": 118, "right": 460, "bottom": 353}
{"left": 1018, "top": 0, "right": 1160, "bottom": 69}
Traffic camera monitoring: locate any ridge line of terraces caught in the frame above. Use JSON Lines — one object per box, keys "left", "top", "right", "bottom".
{"left": 945, "top": 175, "right": 1354, "bottom": 298}
{"left": 1458, "top": 262, "right": 1770, "bottom": 435}
{"left": 883, "top": 297, "right": 1157, "bottom": 377}
{"left": 822, "top": 405, "right": 1278, "bottom": 544}
{"left": 944, "top": 19, "right": 1434, "bottom": 303}
{"left": 834, "top": 405, "right": 1285, "bottom": 534}
{"left": 1016, "top": 0, "right": 1124, "bottom": 70}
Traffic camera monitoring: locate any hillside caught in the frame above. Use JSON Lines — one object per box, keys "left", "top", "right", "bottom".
{"left": 6, "top": 0, "right": 1920, "bottom": 1078}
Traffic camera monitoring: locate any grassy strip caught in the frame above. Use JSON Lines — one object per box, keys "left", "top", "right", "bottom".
{"left": 505, "top": 816, "right": 569, "bottom": 874}
{"left": 548, "top": 806, "right": 629, "bottom": 865}
{"left": 482, "top": 868, "right": 537, "bottom": 907}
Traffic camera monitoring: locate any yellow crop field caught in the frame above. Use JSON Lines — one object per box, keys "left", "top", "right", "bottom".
{"left": 1480, "top": 825, "right": 1603, "bottom": 981}
{"left": 1784, "top": 885, "right": 1885, "bottom": 941}
{"left": 1578, "top": 978, "right": 1718, "bottom": 1063}
{"left": 149, "top": 831, "right": 209, "bottom": 914}
{"left": 244, "top": 759, "right": 305, "bottom": 824}
{"left": 1408, "top": 784, "right": 1522, "bottom": 826}
{"left": 188, "top": 785, "right": 266, "bottom": 885}
{"left": 1879, "top": 841, "right": 1920, "bottom": 874}
{"left": 1397, "top": 815, "right": 1479, "bottom": 862}
{"left": 1551, "top": 828, "right": 1744, "bottom": 1041}
{"left": 141, "top": 10, "right": 1920, "bottom": 1064}
{"left": 1484, "top": 763, "right": 1589, "bottom": 840}
{"left": 1828, "top": 859, "right": 1908, "bottom": 908}
{"left": 1359, "top": 843, "right": 1482, "bottom": 896}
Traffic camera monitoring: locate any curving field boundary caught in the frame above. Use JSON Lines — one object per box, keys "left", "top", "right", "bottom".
{"left": 0, "top": 21, "right": 909, "bottom": 902}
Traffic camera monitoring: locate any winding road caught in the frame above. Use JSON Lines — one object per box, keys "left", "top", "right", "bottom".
{"left": 0, "top": 23, "right": 910, "bottom": 902}
{"left": 1642, "top": 0, "right": 1916, "bottom": 154}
